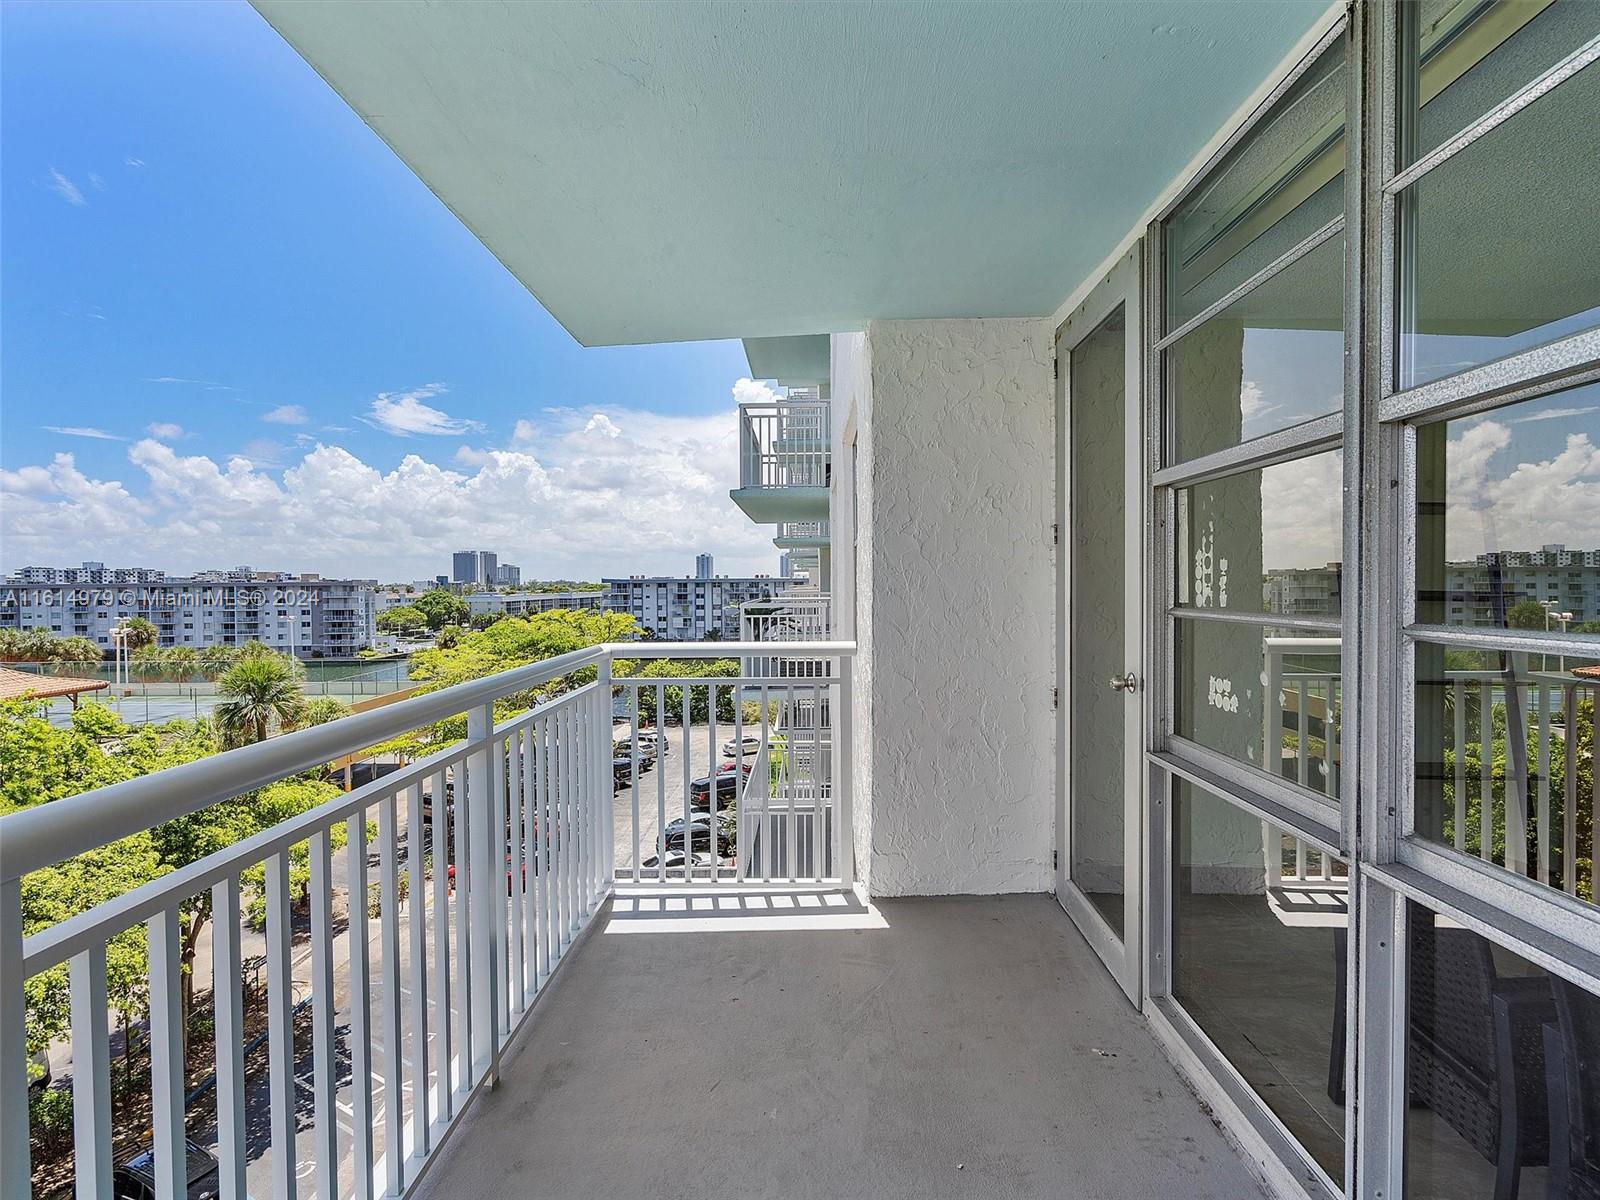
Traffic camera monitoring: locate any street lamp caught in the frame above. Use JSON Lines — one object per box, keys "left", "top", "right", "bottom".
{"left": 1542, "top": 601, "right": 1575, "bottom": 670}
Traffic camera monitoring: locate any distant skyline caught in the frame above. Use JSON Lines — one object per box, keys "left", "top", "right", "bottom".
{"left": 0, "top": 1, "right": 788, "bottom": 580}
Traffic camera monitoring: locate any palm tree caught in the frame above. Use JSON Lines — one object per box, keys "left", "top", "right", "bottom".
{"left": 214, "top": 654, "right": 305, "bottom": 746}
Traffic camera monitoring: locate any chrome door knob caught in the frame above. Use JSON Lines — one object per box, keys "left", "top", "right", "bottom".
{"left": 1109, "top": 672, "right": 1138, "bottom": 693}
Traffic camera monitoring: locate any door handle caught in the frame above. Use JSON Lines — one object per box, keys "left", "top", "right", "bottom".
{"left": 1109, "top": 672, "right": 1138, "bottom": 693}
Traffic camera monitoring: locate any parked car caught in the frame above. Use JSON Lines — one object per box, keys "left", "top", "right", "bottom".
{"left": 113, "top": 1139, "right": 220, "bottom": 1200}
{"left": 640, "top": 849, "right": 713, "bottom": 872}
{"left": 632, "top": 729, "right": 668, "bottom": 755}
{"left": 690, "top": 764, "right": 753, "bottom": 809}
{"left": 613, "top": 736, "right": 658, "bottom": 764}
{"left": 662, "top": 813, "right": 735, "bottom": 858}
{"left": 721, "top": 734, "right": 765, "bottom": 757}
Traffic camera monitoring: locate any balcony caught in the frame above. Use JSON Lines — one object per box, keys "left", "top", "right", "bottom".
{"left": 729, "top": 391, "right": 830, "bottom": 524}
{"left": 740, "top": 593, "right": 832, "bottom": 680}
{"left": 1, "top": 641, "right": 1267, "bottom": 1200}
{"left": 772, "top": 520, "right": 829, "bottom": 549}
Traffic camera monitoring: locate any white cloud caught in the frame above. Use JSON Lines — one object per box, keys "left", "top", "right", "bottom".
{"left": 732, "top": 378, "right": 782, "bottom": 406}
{"left": 125, "top": 157, "right": 145, "bottom": 168}
{"left": 1444, "top": 420, "right": 1600, "bottom": 558}
{"left": 1509, "top": 405, "right": 1600, "bottom": 424}
{"left": 88, "top": 172, "right": 105, "bottom": 191}
{"left": 48, "top": 168, "right": 86, "bottom": 207}
{"left": 1259, "top": 452, "right": 1343, "bottom": 569}
{"left": 261, "top": 404, "right": 309, "bottom": 426}
{"left": 1, "top": 386, "right": 782, "bottom": 580}
{"left": 43, "top": 426, "right": 125, "bottom": 441}
{"left": 364, "top": 384, "right": 484, "bottom": 437}
{"left": 146, "top": 422, "right": 187, "bottom": 440}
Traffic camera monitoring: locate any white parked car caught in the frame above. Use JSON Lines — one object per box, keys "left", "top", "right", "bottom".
{"left": 721, "top": 734, "right": 765, "bottom": 757}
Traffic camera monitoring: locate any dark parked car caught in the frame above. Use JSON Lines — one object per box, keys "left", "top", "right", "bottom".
{"left": 689, "top": 764, "right": 752, "bottom": 809}
{"left": 663, "top": 813, "right": 735, "bottom": 858}
{"left": 640, "top": 849, "right": 713, "bottom": 872}
{"left": 113, "top": 1139, "right": 220, "bottom": 1200}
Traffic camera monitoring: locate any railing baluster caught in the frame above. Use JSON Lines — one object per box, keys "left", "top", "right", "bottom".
{"left": 682, "top": 686, "right": 693, "bottom": 882}
{"left": 264, "top": 852, "right": 297, "bottom": 1200}
{"left": 207, "top": 878, "right": 249, "bottom": 1200}
{"left": 734, "top": 683, "right": 746, "bottom": 883}
{"left": 1564, "top": 684, "right": 1578, "bottom": 896}
{"left": 812, "top": 683, "right": 824, "bottom": 880}
{"left": 579, "top": 699, "right": 592, "bottom": 912}
{"left": 147, "top": 907, "right": 185, "bottom": 1200}
{"left": 1537, "top": 683, "right": 1552, "bottom": 886}
{"left": 1296, "top": 682, "right": 1309, "bottom": 789}
{"left": 405, "top": 781, "right": 431, "bottom": 1155}
{"left": 709, "top": 682, "right": 719, "bottom": 884}
{"left": 1453, "top": 681, "right": 1466, "bottom": 851}
{"left": 70, "top": 942, "right": 112, "bottom": 1200}
{"left": 630, "top": 685, "right": 641, "bottom": 883}
{"left": 345, "top": 810, "right": 376, "bottom": 1200}
{"left": 537, "top": 715, "right": 553, "bottom": 979}
{"left": 760, "top": 684, "right": 771, "bottom": 882}
{"left": 425, "top": 777, "right": 452, "bottom": 1128}
{"left": 1479, "top": 681, "right": 1494, "bottom": 863}
{"left": 377, "top": 793, "right": 404, "bottom": 1194}
{"left": 507, "top": 733, "right": 524, "bottom": 1017}
{"left": 838, "top": 667, "right": 855, "bottom": 889}
{"left": 308, "top": 830, "right": 339, "bottom": 1199}
{"left": 0, "top": 878, "right": 27, "bottom": 1200}
{"left": 521, "top": 725, "right": 538, "bottom": 998}
{"left": 656, "top": 684, "right": 668, "bottom": 884}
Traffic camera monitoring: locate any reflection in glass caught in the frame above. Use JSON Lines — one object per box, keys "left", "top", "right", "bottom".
{"left": 1406, "top": 0, "right": 1600, "bottom": 169}
{"left": 1172, "top": 779, "right": 1347, "bottom": 1182}
{"left": 1165, "top": 35, "right": 1346, "bottom": 327}
{"left": 1402, "top": 901, "right": 1600, "bottom": 1199}
{"left": 1413, "top": 387, "right": 1600, "bottom": 630}
{"left": 1414, "top": 641, "right": 1599, "bottom": 905}
{"left": 1399, "top": 56, "right": 1600, "bottom": 388}
{"left": 1176, "top": 451, "right": 1343, "bottom": 617}
{"left": 1167, "top": 234, "right": 1344, "bottom": 462}
{"left": 1174, "top": 619, "right": 1342, "bottom": 796}
{"left": 1069, "top": 305, "right": 1127, "bottom": 936}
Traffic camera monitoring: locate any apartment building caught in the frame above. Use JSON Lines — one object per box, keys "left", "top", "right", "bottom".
{"left": 7, "top": 561, "right": 166, "bottom": 586}
{"left": 451, "top": 548, "right": 499, "bottom": 586}
{"left": 493, "top": 563, "right": 522, "bottom": 587}
{"left": 466, "top": 589, "right": 606, "bottom": 619}
{"left": 8, "top": 6, "right": 1600, "bottom": 1200}
{"left": 0, "top": 566, "right": 378, "bottom": 658}
{"left": 602, "top": 572, "right": 793, "bottom": 640}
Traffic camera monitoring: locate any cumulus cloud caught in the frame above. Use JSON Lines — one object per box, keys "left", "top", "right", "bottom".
{"left": 147, "top": 422, "right": 187, "bottom": 440}
{"left": 1259, "top": 452, "right": 1343, "bottom": 569}
{"left": 48, "top": 168, "right": 86, "bottom": 206}
{"left": 261, "top": 404, "right": 308, "bottom": 426}
{"left": 1444, "top": 421, "right": 1600, "bottom": 559}
{"left": 364, "top": 384, "right": 484, "bottom": 437}
{"left": 1, "top": 395, "right": 782, "bottom": 580}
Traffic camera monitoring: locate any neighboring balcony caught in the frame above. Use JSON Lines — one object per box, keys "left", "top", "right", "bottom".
{"left": 730, "top": 391, "right": 830, "bottom": 524}
{"left": 740, "top": 592, "right": 832, "bottom": 679}
{"left": 0, "top": 639, "right": 1268, "bottom": 1200}
{"left": 773, "top": 520, "right": 830, "bottom": 549}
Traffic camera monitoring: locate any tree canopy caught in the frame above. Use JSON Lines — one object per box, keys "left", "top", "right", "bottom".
{"left": 414, "top": 589, "right": 470, "bottom": 631}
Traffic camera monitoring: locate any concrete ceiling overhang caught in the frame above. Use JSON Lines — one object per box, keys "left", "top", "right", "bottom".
{"left": 252, "top": 0, "right": 1332, "bottom": 347}
{"left": 742, "top": 335, "right": 831, "bottom": 386}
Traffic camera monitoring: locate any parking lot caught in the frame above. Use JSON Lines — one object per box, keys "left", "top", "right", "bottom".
{"left": 611, "top": 720, "right": 726, "bottom": 874}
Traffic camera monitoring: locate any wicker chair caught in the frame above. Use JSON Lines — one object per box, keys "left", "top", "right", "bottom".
{"left": 1328, "top": 923, "right": 1554, "bottom": 1200}
{"left": 1543, "top": 977, "right": 1600, "bottom": 1200}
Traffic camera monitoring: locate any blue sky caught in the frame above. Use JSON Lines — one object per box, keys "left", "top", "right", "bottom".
{"left": 0, "top": 0, "right": 779, "bottom": 582}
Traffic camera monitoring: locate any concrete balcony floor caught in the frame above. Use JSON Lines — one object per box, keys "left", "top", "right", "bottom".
{"left": 414, "top": 891, "right": 1267, "bottom": 1200}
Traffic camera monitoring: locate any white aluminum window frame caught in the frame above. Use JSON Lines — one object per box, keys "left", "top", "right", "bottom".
{"left": 1139, "top": 4, "right": 1600, "bottom": 1198}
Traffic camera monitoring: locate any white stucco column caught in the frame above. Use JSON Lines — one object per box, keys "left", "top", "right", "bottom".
{"left": 843, "top": 318, "right": 1056, "bottom": 896}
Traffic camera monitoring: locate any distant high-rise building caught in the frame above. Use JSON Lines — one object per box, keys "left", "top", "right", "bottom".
{"left": 495, "top": 563, "right": 522, "bottom": 587}
{"left": 779, "top": 553, "right": 793, "bottom": 578}
{"left": 451, "top": 550, "right": 499, "bottom": 586}
{"left": 695, "top": 553, "right": 714, "bottom": 579}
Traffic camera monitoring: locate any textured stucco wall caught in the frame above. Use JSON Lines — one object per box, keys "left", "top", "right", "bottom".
{"left": 863, "top": 318, "right": 1055, "bottom": 896}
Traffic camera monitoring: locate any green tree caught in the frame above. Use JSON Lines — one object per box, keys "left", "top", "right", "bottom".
{"left": 414, "top": 588, "right": 469, "bottom": 631}
{"left": 301, "top": 696, "right": 350, "bottom": 727}
{"left": 119, "top": 617, "right": 159, "bottom": 653}
{"left": 0, "top": 630, "right": 103, "bottom": 665}
{"left": 214, "top": 653, "right": 305, "bottom": 746}
{"left": 1506, "top": 599, "right": 1550, "bottom": 630}
{"left": 376, "top": 605, "right": 429, "bottom": 637}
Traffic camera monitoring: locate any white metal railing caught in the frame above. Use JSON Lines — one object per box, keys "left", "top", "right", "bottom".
{"left": 740, "top": 593, "right": 832, "bottom": 679}
{"left": 1263, "top": 638, "right": 1600, "bottom": 897}
{"left": 1, "top": 641, "right": 855, "bottom": 1199}
{"left": 775, "top": 520, "right": 830, "bottom": 542}
{"left": 737, "top": 393, "right": 830, "bottom": 492}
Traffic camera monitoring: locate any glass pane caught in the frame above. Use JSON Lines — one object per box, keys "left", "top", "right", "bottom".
{"left": 1069, "top": 305, "right": 1128, "bottom": 937}
{"left": 1399, "top": 58, "right": 1600, "bottom": 388}
{"left": 1176, "top": 450, "right": 1344, "bottom": 618}
{"left": 1414, "top": 640, "right": 1599, "bottom": 903}
{"left": 1407, "top": 0, "right": 1600, "bottom": 169}
{"left": 1168, "top": 234, "right": 1344, "bottom": 462}
{"left": 1165, "top": 34, "right": 1347, "bottom": 327}
{"left": 1174, "top": 618, "right": 1343, "bottom": 796}
{"left": 1413, "top": 386, "right": 1600, "bottom": 630}
{"left": 1171, "top": 778, "right": 1347, "bottom": 1182}
{"left": 1402, "top": 900, "right": 1600, "bottom": 1199}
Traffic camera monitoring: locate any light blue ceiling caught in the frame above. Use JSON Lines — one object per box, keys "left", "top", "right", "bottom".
{"left": 252, "top": 1, "right": 1332, "bottom": 347}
